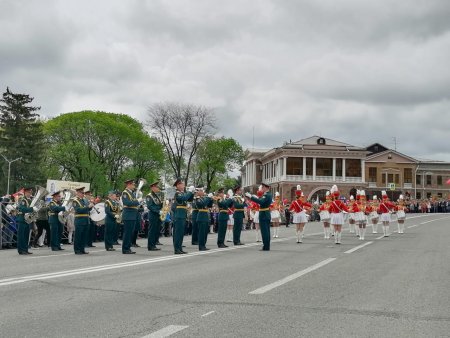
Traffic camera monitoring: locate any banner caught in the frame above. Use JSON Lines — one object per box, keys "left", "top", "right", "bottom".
{"left": 46, "top": 179, "right": 90, "bottom": 196}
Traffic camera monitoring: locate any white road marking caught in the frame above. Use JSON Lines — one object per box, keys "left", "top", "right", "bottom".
{"left": 344, "top": 241, "right": 373, "bottom": 254}
{"left": 375, "top": 235, "right": 386, "bottom": 240}
{"left": 142, "top": 325, "right": 189, "bottom": 338}
{"left": 249, "top": 257, "right": 336, "bottom": 295}
{"left": 201, "top": 311, "right": 215, "bottom": 317}
{"left": 25, "top": 249, "right": 104, "bottom": 259}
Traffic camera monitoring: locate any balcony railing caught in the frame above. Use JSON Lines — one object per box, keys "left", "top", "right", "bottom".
{"left": 263, "top": 175, "right": 363, "bottom": 184}
{"left": 368, "top": 182, "right": 377, "bottom": 188}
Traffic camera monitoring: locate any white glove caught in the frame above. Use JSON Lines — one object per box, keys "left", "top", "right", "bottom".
{"left": 187, "top": 186, "right": 195, "bottom": 192}
{"left": 245, "top": 192, "right": 252, "bottom": 199}
{"left": 88, "top": 203, "right": 94, "bottom": 208}
{"left": 208, "top": 193, "right": 213, "bottom": 198}
{"left": 114, "top": 214, "right": 120, "bottom": 219}
{"left": 159, "top": 210, "right": 163, "bottom": 215}
{"left": 63, "top": 206, "right": 67, "bottom": 212}
{"left": 138, "top": 197, "right": 143, "bottom": 203}
{"left": 33, "top": 206, "right": 39, "bottom": 212}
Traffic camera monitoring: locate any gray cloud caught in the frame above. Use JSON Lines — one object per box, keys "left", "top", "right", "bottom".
{"left": 1, "top": 0, "right": 449, "bottom": 161}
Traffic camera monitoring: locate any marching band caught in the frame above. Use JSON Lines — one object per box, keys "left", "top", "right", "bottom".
{"left": 5, "top": 178, "right": 414, "bottom": 256}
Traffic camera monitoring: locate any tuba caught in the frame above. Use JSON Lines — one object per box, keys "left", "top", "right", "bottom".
{"left": 25, "top": 186, "right": 49, "bottom": 224}
{"left": 58, "top": 190, "right": 75, "bottom": 224}
{"left": 135, "top": 178, "right": 147, "bottom": 204}
{"left": 159, "top": 190, "right": 170, "bottom": 221}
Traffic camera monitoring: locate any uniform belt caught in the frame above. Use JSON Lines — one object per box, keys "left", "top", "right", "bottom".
{"left": 75, "top": 214, "right": 89, "bottom": 217}
{"left": 176, "top": 206, "right": 187, "bottom": 209}
{"left": 192, "top": 209, "right": 199, "bottom": 211}
{"left": 234, "top": 209, "right": 245, "bottom": 211}
{"left": 124, "top": 206, "right": 138, "bottom": 209}
{"left": 48, "top": 213, "right": 55, "bottom": 216}
{"left": 259, "top": 208, "right": 269, "bottom": 211}
{"left": 198, "top": 209, "right": 209, "bottom": 212}
{"left": 219, "top": 210, "right": 228, "bottom": 213}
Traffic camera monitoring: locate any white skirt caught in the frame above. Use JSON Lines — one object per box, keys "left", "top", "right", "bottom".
{"left": 228, "top": 216, "right": 234, "bottom": 225}
{"left": 293, "top": 211, "right": 308, "bottom": 224}
{"left": 348, "top": 212, "right": 355, "bottom": 221}
{"left": 330, "top": 212, "right": 344, "bottom": 225}
{"left": 319, "top": 210, "right": 331, "bottom": 222}
{"left": 397, "top": 210, "right": 406, "bottom": 220}
{"left": 354, "top": 211, "right": 365, "bottom": 222}
{"left": 253, "top": 211, "right": 259, "bottom": 224}
{"left": 380, "top": 213, "right": 391, "bottom": 222}
{"left": 369, "top": 211, "right": 379, "bottom": 221}
{"left": 270, "top": 210, "right": 281, "bottom": 220}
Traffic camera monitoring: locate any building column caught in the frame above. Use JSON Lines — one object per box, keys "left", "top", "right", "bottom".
{"left": 283, "top": 157, "right": 287, "bottom": 178}
{"left": 332, "top": 158, "right": 336, "bottom": 181}
{"left": 313, "top": 157, "right": 317, "bottom": 181}
{"left": 361, "top": 159, "right": 365, "bottom": 183}
{"left": 342, "top": 159, "right": 346, "bottom": 182}
{"left": 302, "top": 157, "right": 306, "bottom": 180}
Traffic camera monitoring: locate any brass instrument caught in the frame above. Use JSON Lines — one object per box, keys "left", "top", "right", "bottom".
{"left": 160, "top": 193, "right": 170, "bottom": 221}
{"left": 25, "top": 186, "right": 49, "bottom": 224}
{"left": 58, "top": 190, "right": 75, "bottom": 224}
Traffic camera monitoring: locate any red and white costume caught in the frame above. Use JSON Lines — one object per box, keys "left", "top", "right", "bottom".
{"left": 289, "top": 185, "right": 311, "bottom": 243}
{"left": 329, "top": 185, "right": 349, "bottom": 244}
{"left": 379, "top": 190, "right": 396, "bottom": 237}
{"left": 319, "top": 191, "right": 332, "bottom": 239}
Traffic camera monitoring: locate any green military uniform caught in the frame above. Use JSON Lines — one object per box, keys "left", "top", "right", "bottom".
{"left": 104, "top": 196, "right": 119, "bottom": 251}
{"left": 217, "top": 193, "right": 233, "bottom": 248}
{"left": 48, "top": 193, "right": 66, "bottom": 251}
{"left": 191, "top": 197, "right": 199, "bottom": 245}
{"left": 250, "top": 188, "right": 272, "bottom": 251}
{"left": 17, "top": 193, "right": 34, "bottom": 255}
{"left": 146, "top": 191, "right": 163, "bottom": 250}
{"left": 121, "top": 183, "right": 139, "bottom": 254}
{"left": 196, "top": 195, "right": 213, "bottom": 250}
{"left": 231, "top": 193, "right": 247, "bottom": 245}
{"left": 72, "top": 192, "right": 91, "bottom": 254}
{"left": 173, "top": 182, "right": 194, "bottom": 254}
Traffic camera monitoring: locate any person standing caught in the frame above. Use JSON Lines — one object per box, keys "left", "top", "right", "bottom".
{"left": 329, "top": 185, "right": 349, "bottom": 245}
{"left": 195, "top": 188, "right": 213, "bottom": 251}
{"left": 216, "top": 188, "right": 233, "bottom": 248}
{"left": 231, "top": 185, "right": 246, "bottom": 245}
{"left": 379, "top": 190, "right": 396, "bottom": 237}
{"left": 72, "top": 187, "right": 92, "bottom": 255}
{"left": 270, "top": 192, "right": 282, "bottom": 238}
{"left": 104, "top": 190, "right": 120, "bottom": 251}
{"left": 319, "top": 191, "right": 332, "bottom": 239}
{"left": 396, "top": 194, "right": 407, "bottom": 234}
{"left": 172, "top": 179, "right": 194, "bottom": 254}
{"left": 246, "top": 183, "right": 272, "bottom": 251}
{"left": 191, "top": 190, "right": 200, "bottom": 246}
{"left": 289, "top": 185, "right": 311, "bottom": 244}
{"left": 368, "top": 195, "right": 380, "bottom": 233}
{"left": 121, "top": 179, "right": 139, "bottom": 254}
{"left": 146, "top": 180, "right": 163, "bottom": 251}
{"left": 17, "top": 187, "right": 37, "bottom": 255}
{"left": 83, "top": 191, "right": 96, "bottom": 248}
{"left": 48, "top": 191, "right": 66, "bottom": 251}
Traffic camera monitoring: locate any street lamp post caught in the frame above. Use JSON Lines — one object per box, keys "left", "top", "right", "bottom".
{"left": 1, "top": 155, "right": 22, "bottom": 195}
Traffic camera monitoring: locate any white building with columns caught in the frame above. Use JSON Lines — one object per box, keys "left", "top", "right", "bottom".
{"left": 241, "top": 136, "right": 369, "bottom": 201}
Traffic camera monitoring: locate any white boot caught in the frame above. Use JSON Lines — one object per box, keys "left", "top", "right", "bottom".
{"left": 356, "top": 226, "right": 360, "bottom": 238}
{"left": 296, "top": 230, "right": 301, "bottom": 243}
{"left": 256, "top": 229, "right": 261, "bottom": 242}
{"left": 68, "top": 231, "right": 73, "bottom": 244}
{"left": 382, "top": 226, "right": 386, "bottom": 237}
{"left": 38, "top": 229, "right": 46, "bottom": 246}
{"left": 385, "top": 225, "right": 390, "bottom": 237}
{"left": 361, "top": 228, "right": 366, "bottom": 240}
{"left": 337, "top": 232, "right": 342, "bottom": 244}
{"left": 323, "top": 227, "right": 327, "bottom": 239}
{"left": 372, "top": 223, "right": 378, "bottom": 233}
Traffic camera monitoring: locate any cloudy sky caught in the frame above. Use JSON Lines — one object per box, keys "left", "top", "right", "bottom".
{"left": 2, "top": 0, "right": 450, "bottom": 160}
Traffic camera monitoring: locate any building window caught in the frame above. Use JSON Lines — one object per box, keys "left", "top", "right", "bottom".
{"left": 317, "top": 137, "right": 326, "bottom": 145}
{"left": 437, "top": 193, "right": 442, "bottom": 198}
{"left": 388, "top": 174, "right": 394, "bottom": 183}
{"left": 369, "top": 167, "right": 377, "bottom": 182}
{"left": 416, "top": 175, "right": 421, "bottom": 185}
{"left": 437, "top": 176, "right": 442, "bottom": 185}
{"left": 426, "top": 175, "right": 432, "bottom": 185}
{"left": 416, "top": 192, "right": 421, "bottom": 199}
{"left": 316, "top": 158, "right": 333, "bottom": 176}
{"left": 395, "top": 174, "right": 400, "bottom": 184}
{"left": 382, "top": 174, "right": 386, "bottom": 184}
{"left": 404, "top": 168, "right": 412, "bottom": 183}
{"left": 345, "top": 159, "right": 362, "bottom": 177}
{"left": 335, "top": 158, "right": 343, "bottom": 176}
{"left": 427, "top": 192, "right": 432, "bottom": 199}
{"left": 286, "top": 157, "right": 302, "bottom": 175}
{"left": 305, "top": 158, "right": 313, "bottom": 176}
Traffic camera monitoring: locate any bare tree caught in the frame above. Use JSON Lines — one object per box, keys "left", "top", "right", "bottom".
{"left": 146, "top": 102, "right": 216, "bottom": 184}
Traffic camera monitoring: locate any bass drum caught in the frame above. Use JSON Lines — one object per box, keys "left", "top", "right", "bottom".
{"left": 90, "top": 202, "right": 106, "bottom": 225}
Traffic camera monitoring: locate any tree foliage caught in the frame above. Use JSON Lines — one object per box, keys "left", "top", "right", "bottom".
{"left": 44, "top": 111, "right": 164, "bottom": 195}
{"left": 146, "top": 102, "right": 216, "bottom": 184}
{"left": 0, "top": 87, "right": 46, "bottom": 192}
{"left": 195, "top": 136, "right": 245, "bottom": 192}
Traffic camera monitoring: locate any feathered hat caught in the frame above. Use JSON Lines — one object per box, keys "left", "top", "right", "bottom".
{"left": 356, "top": 189, "right": 361, "bottom": 200}
{"left": 360, "top": 190, "right": 366, "bottom": 199}
{"left": 382, "top": 190, "right": 388, "bottom": 199}
{"left": 330, "top": 185, "right": 339, "bottom": 198}
{"left": 372, "top": 195, "right": 378, "bottom": 201}
{"left": 295, "top": 185, "right": 302, "bottom": 197}
{"left": 325, "top": 191, "right": 331, "bottom": 200}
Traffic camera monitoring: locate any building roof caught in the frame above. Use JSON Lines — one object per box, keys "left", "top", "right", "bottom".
{"left": 366, "top": 149, "right": 418, "bottom": 163}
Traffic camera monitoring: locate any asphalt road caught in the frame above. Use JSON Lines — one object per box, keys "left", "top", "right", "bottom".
{"left": 1, "top": 213, "right": 450, "bottom": 338}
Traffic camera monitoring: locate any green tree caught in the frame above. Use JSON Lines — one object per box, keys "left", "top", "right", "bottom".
{"left": 195, "top": 136, "right": 245, "bottom": 192}
{"left": 0, "top": 87, "right": 46, "bottom": 193}
{"left": 44, "top": 111, "right": 164, "bottom": 195}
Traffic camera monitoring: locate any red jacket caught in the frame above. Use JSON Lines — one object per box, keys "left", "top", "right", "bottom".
{"left": 329, "top": 200, "right": 349, "bottom": 214}
{"left": 378, "top": 200, "right": 396, "bottom": 213}
{"left": 289, "top": 199, "right": 311, "bottom": 213}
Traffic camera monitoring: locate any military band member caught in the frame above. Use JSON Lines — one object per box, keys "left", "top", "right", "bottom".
{"left": 17, "top": 187, "right": 37, "bottom": 255}
{"left": 104, "top": 190, "right": 120, "bottom": 251}
{"left": 146, "top": 180, "right": 163, "bottom": 251}
{"left": 73, "top": 187, "right": 92, "bottom": 254}
{"left": 191, "top": 189, "right": 200, "bottom": 246}
{"left": 48, "top": 191, "right": 66, "bottom": 251}
{"left": 113, "top": 190, "right": 121, "bottom": 245}
{"left": 173, "top": 178, "right": 194, "bottom": 254}
{"left": 216, "top": 188, "right": 232, "bottom": 248}
{"left": 121, "top": 179, "right": 139, "bottom": 254}
{"left": 246, "top": 183, "right": 272, "bottom": 251}
{"left": 231, "top": 185, "right": 246, "bottom": 245}
{"left": 84, "top": 190, "right": 96, "bottom": 248}
{"left": 195, "top": 188, "right": 213, "bottom": 251}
